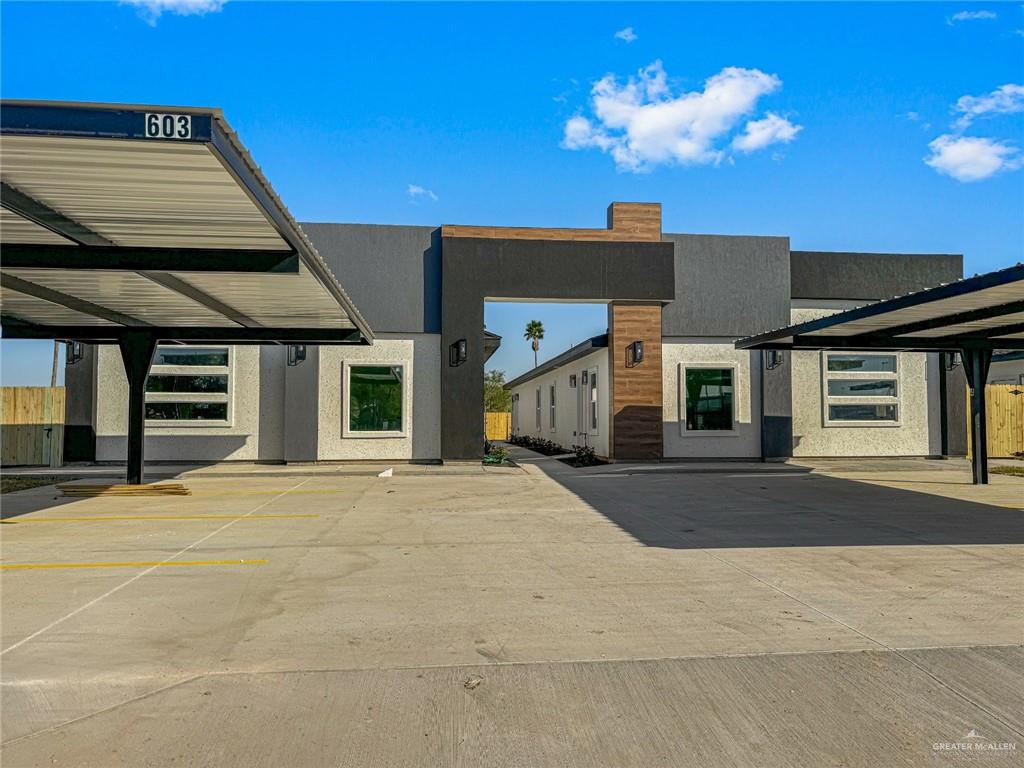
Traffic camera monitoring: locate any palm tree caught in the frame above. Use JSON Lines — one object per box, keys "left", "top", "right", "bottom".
{"left": 524, "top": 320, "right": 544, "bottom": 368}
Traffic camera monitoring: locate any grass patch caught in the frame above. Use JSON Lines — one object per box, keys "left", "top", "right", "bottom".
{"left": 1, "top": 476, "right": 71, "bottom": 495}
{"left": 990, "top": 465, "right": 1024, "bottom": 478}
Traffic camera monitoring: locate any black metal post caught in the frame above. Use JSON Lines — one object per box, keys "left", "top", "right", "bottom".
{"left": 938, "top": 352, "right": 949, "bottom": 457}
{"left": 118, "top": 332, "right": 158, "bottom": 485}
{"left": 963, "top": 346, "right": 992, "bottom": 485}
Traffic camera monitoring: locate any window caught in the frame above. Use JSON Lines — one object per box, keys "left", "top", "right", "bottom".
{"left": 682, "top": 366, "right": 734, "bottom": 432}
{"left": 549, "top": 384, "right": 556, "bottom": 431}
{"left": 511, "top": 394, "right": 519, "bottom": 434}
{"left": 145, "top": 346, "right": 230, "bottom": 423}
{"left": 588, "top": 367, "right": 599, "bottom": 433}
{"left": 346, "top": 364, "right": 404, "bottom": 435}
{"left": 535, "top": 387, "right": 541, "bottom": 430}
{"left": 822, "top": 352, "right": 899, "bottom": 425}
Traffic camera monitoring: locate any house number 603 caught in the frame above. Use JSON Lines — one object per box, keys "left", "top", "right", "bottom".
{"left": 144, "top": 113, "right": 192, "bottom": 139}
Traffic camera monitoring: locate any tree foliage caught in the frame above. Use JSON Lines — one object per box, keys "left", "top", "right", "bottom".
{"left": 484, "top": 369, "right": 512, "bottom": 412}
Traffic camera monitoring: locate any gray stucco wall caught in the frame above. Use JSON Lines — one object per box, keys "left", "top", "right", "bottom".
{"left": 301, "top": 223, "right": 440, "bottom": 334}
{"left": 661, "top": 233, "right": 791, "bottom": 337}
{"left": 791, "top": 251, "right": 962, "bottom": 301}
{"left": 96, "top": 344, "right": 272, "bottom": 463}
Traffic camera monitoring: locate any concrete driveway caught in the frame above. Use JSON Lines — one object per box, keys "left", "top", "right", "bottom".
{"left": 1, "top": 457, "right": 1022, "bottom": 767}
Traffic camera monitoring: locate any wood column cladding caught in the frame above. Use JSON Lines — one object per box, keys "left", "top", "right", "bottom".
{"left": 442, "top": 202, "right": 661, "bottom": 242}
{"left": 608, "top": 303, "right": 664, "bottom": 460}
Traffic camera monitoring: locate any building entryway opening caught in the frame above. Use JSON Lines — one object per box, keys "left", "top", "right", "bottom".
{"left": 484, "top": 300, "right": 610, "bottom": 454}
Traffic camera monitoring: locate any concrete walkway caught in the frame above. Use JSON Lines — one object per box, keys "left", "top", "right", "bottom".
{"left": 1, "top": 459, "right": 1021, "bottom": 766}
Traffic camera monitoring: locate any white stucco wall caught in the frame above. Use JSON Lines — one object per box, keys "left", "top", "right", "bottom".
{"left": 662, "top": 339, "right": 761, "bottom": 458}
{"left": 789, "top": 304, "right": 937, "bottom": 457}
{"left": 316, "top": 334, "right": 441, "bottom": 461}
{"left": 96, "top": 344, "right": 273, "bottom": 462}
{"left": 508, "top": 347, "right": 610, "bottom": 457}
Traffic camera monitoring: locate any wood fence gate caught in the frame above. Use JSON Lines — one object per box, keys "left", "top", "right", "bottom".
{"left": 484, "top": 411, "right": 511, "bottom": 441}
{"left": 1, "top": 387, "right": 65, "bottom": 467}
{"left": 966, "top": 384, "right": 1024, "bottom": 458}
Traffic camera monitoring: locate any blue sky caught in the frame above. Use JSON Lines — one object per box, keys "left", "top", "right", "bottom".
{"left": 1, "top": 1, "right": 1022, "bottom": 384}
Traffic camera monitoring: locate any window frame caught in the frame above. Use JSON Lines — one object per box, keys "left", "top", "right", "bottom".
{"left": 342, "top": 360, "right": 409, "bottom": 439}
{"left": 549, "top": 383, "right": 556, "bottom": 432}
{"left": 588, "top": 366, "right": 600, "bottom": 435}
{"left": 821, "top": 351, "right": 902, "bottom": 428}
{"left": 145, "top": 345, "right": 232, "bottom": 427}
{"left": 678, "top": 362, "right": 738, "bottom": 437}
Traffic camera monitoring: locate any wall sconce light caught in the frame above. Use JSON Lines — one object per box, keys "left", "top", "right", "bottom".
{"left": 764, "top": 349, "right": 785, "bottom": 370}
{"left": 628, "top": 339, "right": 644, "bottom": 367}
{"left": 65, "top": 341, "right": 84, "bottom": 366}
{"left": 944, "top": 352, "right": 962, "bottom": 371}
{"left": 569, "top": 374, "right": 577, "bottom": 388}
{"left": 581, "top": 370, "right": 589, "bottom": 385}
{"left": 287, "top": 344, "right": 307, "bottom": 367}
{"left": 449, "top": 338, "right": 468, "bottom": 367}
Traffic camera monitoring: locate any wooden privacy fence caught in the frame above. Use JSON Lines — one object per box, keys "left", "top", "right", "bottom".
{"left": 485, "top": 411, "right": 511, "bottom": 441}
{"left": 967, "top": 384, "right": 1024, "bottom": 458}
{"left": 1, "top": 387, "right": 65, "bottom": 467}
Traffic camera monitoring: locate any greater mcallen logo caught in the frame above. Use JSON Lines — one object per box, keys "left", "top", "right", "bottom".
{"left": 933, "top": 728, "right": 1017, "bottom": 753}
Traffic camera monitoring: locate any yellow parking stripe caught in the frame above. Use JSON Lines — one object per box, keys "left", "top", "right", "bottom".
{"left": 0, "top": 559, "right": 267, "bottom": 571}
{"left": 2, "top": 514, "right": 318, "bottom": 523}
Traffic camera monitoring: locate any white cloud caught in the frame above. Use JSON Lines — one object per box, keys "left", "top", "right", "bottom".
{"left": 561, "top": 61, "right": 799, "bottom": 171}
{"left": 732, "top": 112, "right": 802, "bottom": 152}
{"left": 407, "top": 184, "right": 438, "bottom": 202}
{"left": 123, "top": 0, "right": 225, "bottom": 25}
{"left": 953, "top": 83, "right": 1024, "bottom": 128}
{"left": 614, "top": 27, "right": 638, "bottom": 43}
{"left": 947, "top": 9, "right": 997, "bottom": 24}
{"left": 924, "top": 134, "right": 1021, "bottom": 181}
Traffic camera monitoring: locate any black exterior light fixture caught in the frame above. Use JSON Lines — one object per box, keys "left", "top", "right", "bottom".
{"left": 628, "top": 339, "right": 645, "bottom": 367}
{"left": 449, "top": 338, "right": 468, "bottom": 367}
{"left": 581, "top": 370, "right": 589, "bottom": 385}
{"left": 287, "top": 344, "right": 307, "bottom": 367}
{"left": 764, "top": 349, "right": 785, "bottom": 370}
{"left": 569, "top": 374, "right": 577, "bottom": 388}
{"left": 65, "top": 340, "right": 84, "bottom": 366}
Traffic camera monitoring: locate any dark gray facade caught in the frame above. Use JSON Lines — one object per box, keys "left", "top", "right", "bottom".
{"left": 662, "top": 233, "right": 792, "bottom": 337}
{"left": 791, "top": 250, "right": 962, "bottom": 301}
{"left": 303, "top": 223, "right": 441, "bottom": 333}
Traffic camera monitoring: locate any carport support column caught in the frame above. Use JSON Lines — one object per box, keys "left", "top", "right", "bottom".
{"left": 118, "top": 332, "right": 158, "bottom": 485}
{"left": 962, "top": 346, "right": 992, "bottom": 486}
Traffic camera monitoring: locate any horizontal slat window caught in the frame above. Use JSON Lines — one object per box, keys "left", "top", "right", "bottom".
{"left": 823, "top": 352, "right": 899, "bottom": 426}
{"left": 146, "top": 346, "right": 230, "bottom": 424}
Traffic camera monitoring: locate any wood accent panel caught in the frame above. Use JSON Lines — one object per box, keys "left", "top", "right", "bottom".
{"left": 442, "top": 202, "right": 661, "bottom": 242}
{"left": 607, "top": 303, "right": 663, "bottom": 460}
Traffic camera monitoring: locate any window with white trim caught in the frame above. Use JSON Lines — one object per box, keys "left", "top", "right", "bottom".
{"left": 145, "top": 346, "right": 230, "bottom": 423}
{"left": 535, "top": 387, "right": 541, "bottom": 430}
{"left": 681, "top": 365, "right": 735, "bottom": 432}
{"left": 549, "top": 384, "right": 556, "bottom": 431}
{"left": 822, "top": 352, "right": 899, "bottom": 425}
{"left": 344, "top": 363, "right": 406, "bottom": 436}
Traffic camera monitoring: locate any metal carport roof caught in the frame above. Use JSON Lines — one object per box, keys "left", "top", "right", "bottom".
{"left": 735, "top": 263, "right": 1024, "bottom": 484}
{"left": 735, "top": 264, "right": 1023, "bottom": 352}
{"left": 0, "top": 100, "right": 376, "bottom": 483}
{"left": 0, "top": 100, "right": 373, "bottom": 343}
